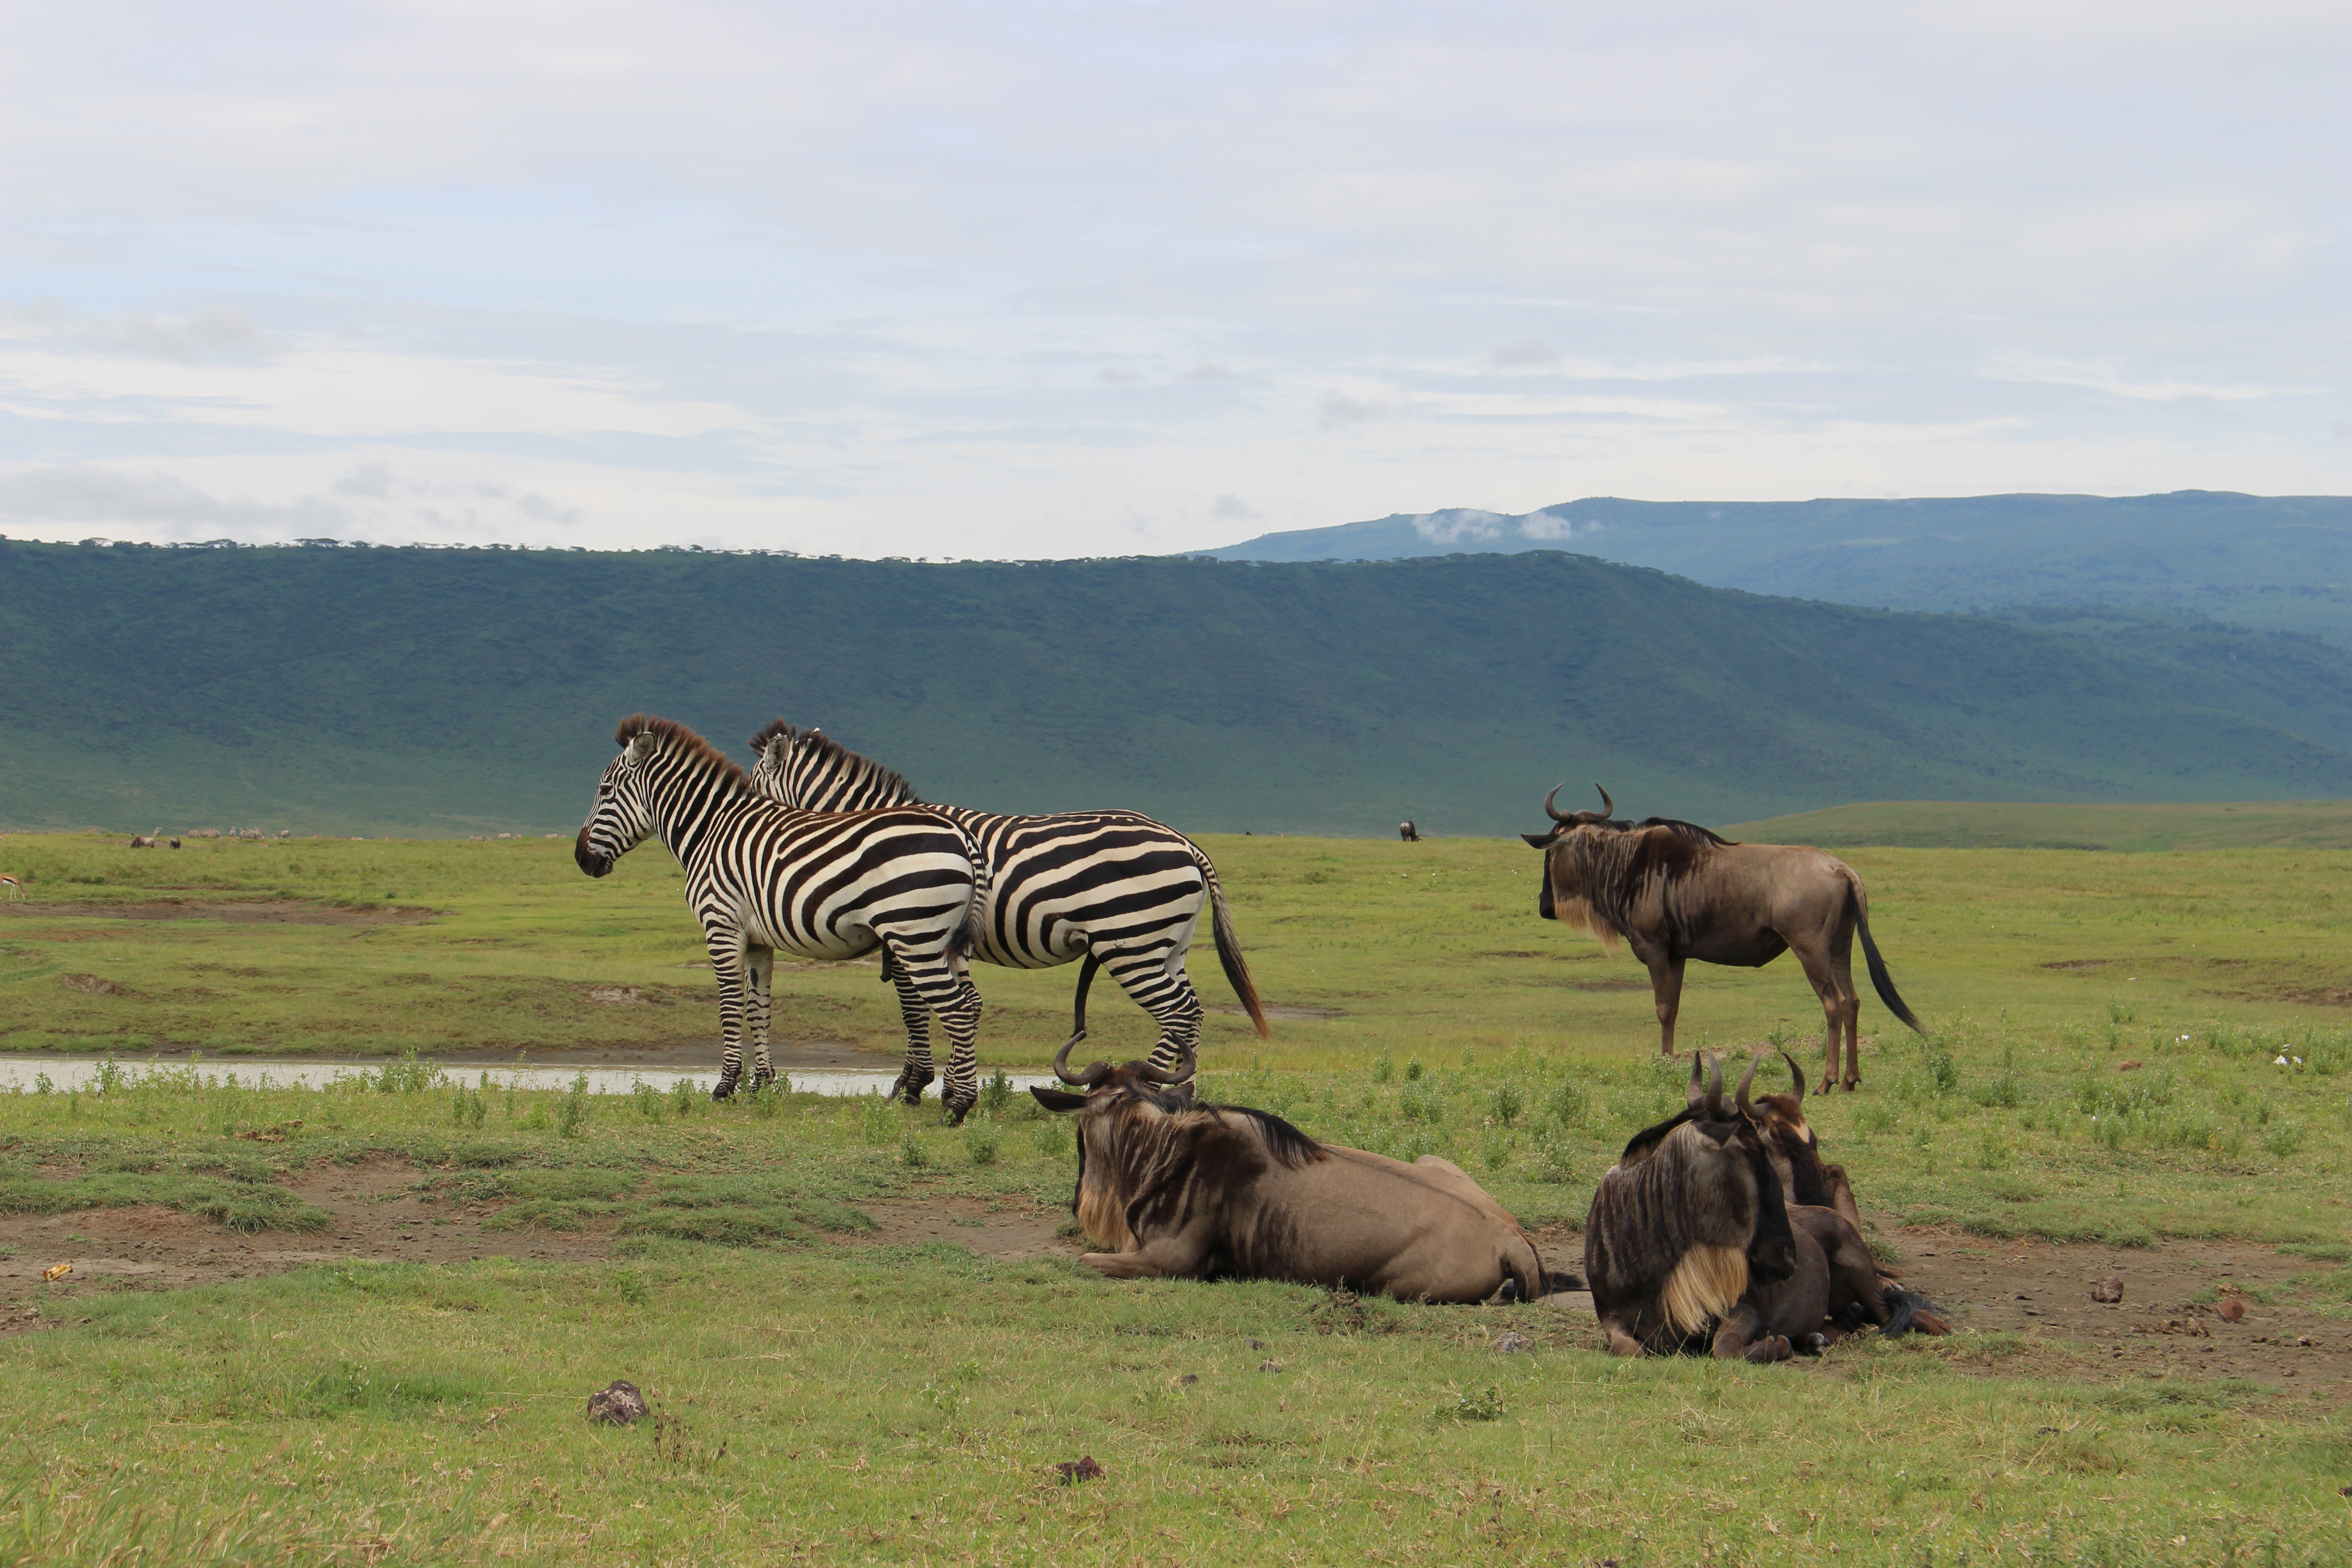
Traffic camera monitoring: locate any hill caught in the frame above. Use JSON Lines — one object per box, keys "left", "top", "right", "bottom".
{"left": 2, "top": 539, "right": 2350, "bottom": 837}
{"left": 1723, "top": 799, "right": 2352, "bottom": 852}
{"left": 1204, "top": 492, "right": 2352, "bottom": 646}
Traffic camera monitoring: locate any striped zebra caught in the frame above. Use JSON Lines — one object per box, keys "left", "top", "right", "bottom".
{"left": 574, "top": 715, "right": 996, "bottom": 1117}
{"left": 745, "top": 720, "right": 1269, "bottom": 1091}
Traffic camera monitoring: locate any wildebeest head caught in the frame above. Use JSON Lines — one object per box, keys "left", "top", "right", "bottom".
{"left": 1519, "top": 783, "right": 1622, "bottom": 940}
{"left": 1032, "top": 1037, "right": 1322, "bottom": 1250}
{"left": 1741, "top": 1049, "right": 1862, "bottom": 1225}
{"left": 1609, "top": 1055, "right": 1798, "bottom": 1289}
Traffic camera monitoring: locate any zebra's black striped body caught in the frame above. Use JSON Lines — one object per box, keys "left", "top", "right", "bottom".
{"left": 575, "top": 715, "right": 994, "bottom": 1116}
{"left": 746, "top": 721, "right": 1268, "bottom": 1086}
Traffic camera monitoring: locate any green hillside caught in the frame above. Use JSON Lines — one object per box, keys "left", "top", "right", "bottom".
{"left": 1, "top": 538, "right": 2349, "bottom": 838}
{"left": 1724, "top": 798, "right": 2352, "bottom": 852}
{"left": 1207, "top": 492, "right": 2352, "bottom": 646}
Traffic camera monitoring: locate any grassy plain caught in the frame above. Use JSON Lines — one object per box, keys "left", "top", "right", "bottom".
{"left": 2, "top": 829, "right": 2350, "bottom": 1563}
{"left": 1728, "top": 799, "right": 2352, "bottom": 853}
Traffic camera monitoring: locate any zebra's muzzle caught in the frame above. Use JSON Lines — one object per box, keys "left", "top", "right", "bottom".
{"left": 574, "top": 827, "right": 614, "bottom": 878}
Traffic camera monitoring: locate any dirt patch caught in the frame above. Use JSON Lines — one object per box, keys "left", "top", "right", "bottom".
{"left": 0, "top": 900, "right": 439, "bottom": 926}
{"left": 846, "top": 1196, "right": 1085, "bottom": 1260}
{"left": 0, "top": 1158, "right": 612, "bottom": 1318}
{"left": 2040, "top": 959, "right": 2112, "bottom": 971}
{"left": 1522, "top": 1219, "right": 2352, "bottom": 1393}
{"left": 1559, "top": 979, "right": 1651, "bottom": 992}
{"left": 58, "top": 973, "right": 130, "bottom": 995}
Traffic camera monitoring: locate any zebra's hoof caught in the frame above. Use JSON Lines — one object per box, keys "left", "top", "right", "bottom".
{"left": 750, "top": 1072, "right": 776, "bottom": 1093}
{"left": 890, "top": 1073, "right": 932, "bottom": 1107}
{"left": 710, "top": 1083, "right": 737, "bottom": 1102}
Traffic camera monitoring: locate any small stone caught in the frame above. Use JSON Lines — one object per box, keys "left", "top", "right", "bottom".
{"left": 1054, "top": 1455, "right": 1104, "bottom": 1484}
{"left": 2218, "top": 1298, "right": 2245, "bottom": 1323}
{"left": 587, "top": 1380, "right": 648, "bottom": 1424}
{"left": 1259, "top": 1361, "right": 1283, "bottom": 1373}
{"left": 2090, "top": 1278, "right": 2124, "bottom": 1304}
{"left": 1178, "top": 1374, "right": 1198, "bottom": 1385}
{"left": 1493, "top": 1332, "right": 1535, "bottom": 1354}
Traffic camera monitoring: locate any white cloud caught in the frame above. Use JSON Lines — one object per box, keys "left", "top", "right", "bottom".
{"left": 0, "top": 300, "right": 273, "bottom": 363}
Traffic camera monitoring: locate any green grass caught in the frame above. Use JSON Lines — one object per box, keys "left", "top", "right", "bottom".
{"left": 5, "top": 834, "right": 2352, "bottom": 1561}
{"left": 1728, "top": 798, "right": 2352, "bottom": 852}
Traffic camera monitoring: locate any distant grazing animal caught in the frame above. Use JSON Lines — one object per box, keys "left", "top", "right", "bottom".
{"left": 0, "top": 875, "right": 22, "bottom": 901}
{"left": 167, "top": 838, "right": 181, "bottom": 850}
{"left": 1398, "top": 820, "right": 1421, "bottom": 842}
{"left": 1586, "top": 1056, "right": 1941, "bottom": 1361}
{"left": 1032, "top": 1044, "right": 1543, "bottom": 1303}
{"left": 745, "top": 721, "right": 1267, "bottom": 1093}
{"left": 127, "top": 835, "right": 154, "bottom": 849}
{"left": 1522, "top": 784, "right": 1923, "bottom": 1091}
{"left": 574, "top": 715, "right": 994, "bottom": 1114}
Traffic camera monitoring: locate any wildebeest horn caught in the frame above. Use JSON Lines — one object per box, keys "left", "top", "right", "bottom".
{"left": 1544, "top": 783, "right": 1571, "bottom": 823}
{"left": 1704, "top": 1055, "right": 1727, "bottom": 1121}
{"left": 1135, "top": 1059, "right": 1192, "bottom": 1087}
{"left": 1052, "top": 1030, "right": 1110, "bottom": 1088}
{"left": 1594, "top": 784, "right": 1613, "bottom": 817}
{"left": 1780, "top": 1049, "right": 1805, "bottom": 1104}
{"left": 1685, "top": 1051, "right": 1707, "bottom": 1109}
{"left": 1735, "top": 1055, "right": 1761, "bottom": 1120}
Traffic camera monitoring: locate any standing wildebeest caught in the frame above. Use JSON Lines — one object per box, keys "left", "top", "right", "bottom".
{"left": 1031, "top": 1044, "right": 1543, "bottom": 1303}
{"left": 1398, "top": 820, "right": 1421, "bottom": 843}
{"left": 1587, "top": 1057, "right": 1939, "bottom": 1361}
{"left": 1523, "top": 784, "right": 1923, "bottom": 1091}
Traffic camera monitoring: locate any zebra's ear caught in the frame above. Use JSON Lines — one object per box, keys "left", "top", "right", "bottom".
{"left": 625, "top": 732, "right": 657, "bottom": 765}
{"left": 764, "top": 736, "right": 788, "bottom": 764}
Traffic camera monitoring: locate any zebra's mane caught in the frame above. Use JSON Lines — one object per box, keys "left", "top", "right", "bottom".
{"left": 745, "top": 719, "right": 921, "bottom": 806}
{"left": 616, "top": 714, "right": 748, "bottom": 789}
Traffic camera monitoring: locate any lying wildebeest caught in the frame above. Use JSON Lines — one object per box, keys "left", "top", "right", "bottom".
{"left": 1585, "top": 1057, "right": 1941, "bottom": 1361}
{"left": 1031, "top": 1043, "right": 1544, "bottom": 1303}
{"left": 1523, "top": 784, "right": 1923, "bottom": 1091}
{"left": 1399, "top": 820, "right": 1421, "bottom": 843}
{"left": 1634, "top": 1048, "right": 1863, "bottom": 1231}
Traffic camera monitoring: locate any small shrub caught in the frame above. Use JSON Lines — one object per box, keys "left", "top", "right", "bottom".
{"left": 1032, "top": 1119, "right": 1072, "bottom": 1157}
{"left": 632, "top": 1079, "right": 663, "bottom": 1121}
{"left": 860, "top": 1095, "right": 897, "bottom": 1147}
{"left": 980, "top": 1069, "right": 1014, "bottom": 1116}
{"left": 1544, "top": 1077, "right": 1588, "bottom": 1129}
{"left": 1975, "top": 1131, "right": 2011, "bottom": 1170}
{"left": 1488, "top": 1083, "right": 1524, "bottom": 1127}
{"left": 669, "top": 1078, "right": 698, "bottom": 1117}
{"left": 900, "top": 1132, "right": 929, "bottom": 1169}
{"left": 554, "top": 1073, "right": 589, "bottom": 1139}
{"left": 1438, "top": 1387, "right": 1504, "bottom": 1423}
{"left": 966, "top": 1122, "right": 1001, "bottom": 1166}
{"left": 1371, "top": 1051, "right": 1395, "bottom": 1084}
{"left": 2261, "top": 1123, "right": 2306, "bottom": 1158}
{"left": 1403, "top": 1058, "right": 1424, "bottom": 1082}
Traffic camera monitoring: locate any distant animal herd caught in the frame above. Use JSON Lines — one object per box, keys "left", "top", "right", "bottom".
{"left": 574, "top": 715, "right": 1945, "bottom": 1361}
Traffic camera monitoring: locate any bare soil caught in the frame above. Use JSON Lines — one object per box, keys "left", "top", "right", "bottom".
{"left": 0, "top": 900, "right": 439, "bottom": 926}
{"left": 6, "top": 1175, "right": 2345, "bottom": 1398}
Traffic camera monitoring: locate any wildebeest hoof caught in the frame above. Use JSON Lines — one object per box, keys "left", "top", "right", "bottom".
{"left": 1743, "top": 1335, "right": 1793, "bottom": 1363}
{"left": 1799, "top": 1333, "right": 1830, "bottom": 1354}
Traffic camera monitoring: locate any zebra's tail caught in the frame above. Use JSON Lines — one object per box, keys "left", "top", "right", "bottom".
{"left": 1197, "top": 852, "right": 1270, "bottom": 1039}
{"left": 941, "top": 817, "right": 992, "bottom": 966}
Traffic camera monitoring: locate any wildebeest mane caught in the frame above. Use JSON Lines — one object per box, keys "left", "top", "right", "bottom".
{"left": 614, "top": 714, "right": 748, "bottom": 791}
{"left": 745, "top": 720, "right": 921, "bottom": 806}
{"left": 1558, "top": 817, "right": 1735, "bottom": 938}
{"left": 1205, "top": 1102, "right": 1326, "bottom": 1170}
{"left": 1588, "top": 1117, "right": 1793, "bottom": 1346}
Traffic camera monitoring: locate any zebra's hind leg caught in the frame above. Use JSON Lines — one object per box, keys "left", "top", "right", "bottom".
{"left": 1105, "top": 947, "right": 1205, "bottom": 1093}
{"left": 883, "top": 961, "right": 936, "bottom": 1107}
{"left": 927, "top": 974, "right": 986, "bottom": 1126}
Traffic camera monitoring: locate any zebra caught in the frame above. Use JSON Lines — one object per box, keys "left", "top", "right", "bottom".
{"left": 745, "top": 720, "right": 1269, "bottom": 1093}
{"left": 574, "top": 715, "right": 997, "bottom": 1118}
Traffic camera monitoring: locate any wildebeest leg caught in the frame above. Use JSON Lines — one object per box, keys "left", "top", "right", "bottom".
{"left": 744, "top": 945, "right": 777, "bottom": 1090}
{"left": 1081, "top": 1217, "right": 1215, "bottom": 1280}
{"left": 1792, "top": 945, "right": 1851, "bottom": 1095}
{"left": 1710, "top": 1303, "right": 1790, "bottom": 1362}
{"left": 1646, "top": 953, "right": 1687, "bottom": 1057}
{"left": 1598, "top": 1318, "right": 1647, "bottom": 1357}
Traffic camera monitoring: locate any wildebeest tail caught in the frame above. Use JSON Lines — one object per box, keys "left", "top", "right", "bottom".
{"left": 1879, "top": 1284, "right": 1950, "bottom": 1338}
{"left": 1199, "top": 853, "right": 1270, "bottom": 1038}
{"left": 1847, "top": 877, "right": 1923, "bottom": 1034}
{"left": 941, "top": 817, "right": 993, "bottom": 965}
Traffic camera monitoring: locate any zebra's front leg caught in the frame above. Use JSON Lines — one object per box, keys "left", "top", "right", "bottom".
{"left": 704, "top": 934, "right": 752, "bottom": 1100}
{"left": 883, "top": 958, "right": 936, "bottom": 1107}
{"left": 745, "top": 944, "right": 777, "bottom": 1092}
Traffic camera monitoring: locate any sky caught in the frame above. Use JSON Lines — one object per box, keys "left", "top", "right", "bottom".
{"left": 1, "top": 0, "right": 2345, "bottom": 559}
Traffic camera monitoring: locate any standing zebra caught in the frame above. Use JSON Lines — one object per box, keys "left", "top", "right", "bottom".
{"left": 575, "top": 715, "right": 997, "bottom": 1117}
{"left": 745, "top": 720, "right": 1269, "bottom": 1092}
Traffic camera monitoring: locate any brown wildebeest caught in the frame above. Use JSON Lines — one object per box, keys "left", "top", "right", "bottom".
{"left": 1030, "top": 1044, "right": 1544, "bottom": 1303}
{"left": 1586, "top": 1057, "right": 1942, "bottom": 1361}
{"left": 1399, "top": 820, "right": 1421, "bottom": 842}
{"left": 1523, "top": 784, "right": 1923, "bottom": 1091}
